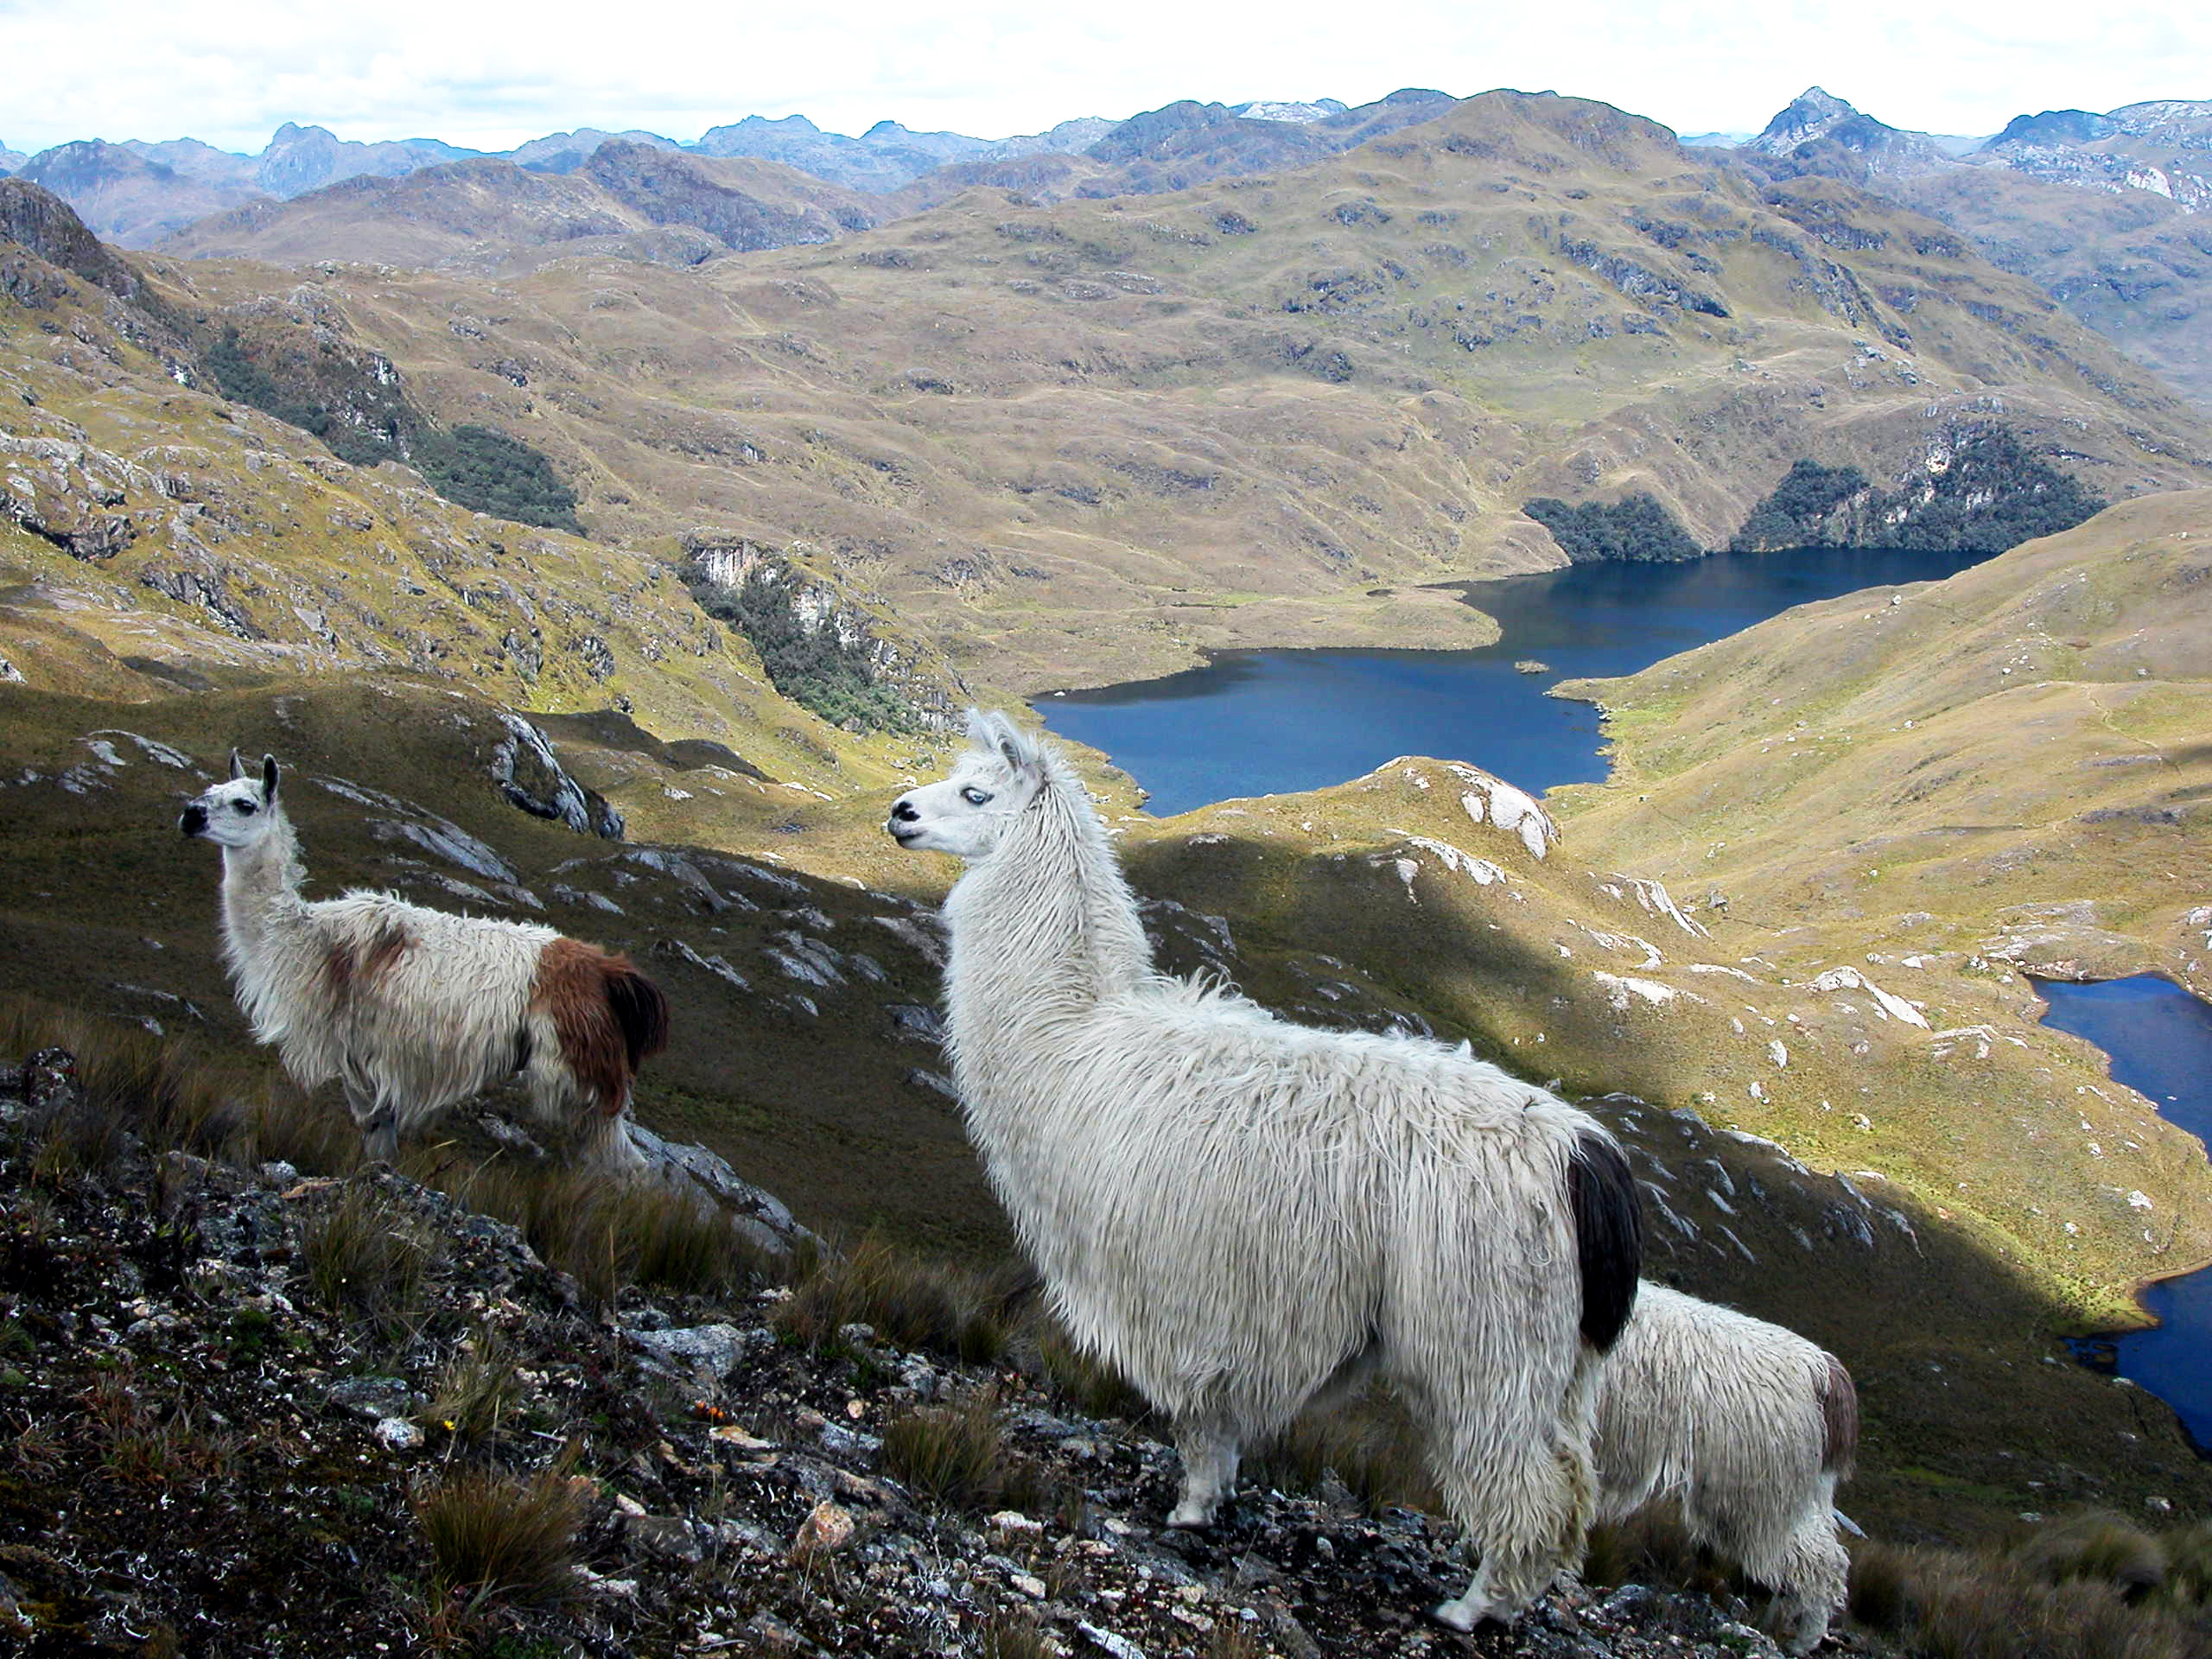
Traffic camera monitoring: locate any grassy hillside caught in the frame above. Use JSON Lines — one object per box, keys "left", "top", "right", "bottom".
{"left": 150, "top": 92, "right": 2212, "bottom": 697}
{"left": 4, "top": 672, "right": 2211, "bottom": 1553}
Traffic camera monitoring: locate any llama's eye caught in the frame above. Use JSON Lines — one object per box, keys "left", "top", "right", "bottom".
{"left": 961, "top": 786, "right": 993, "bottom": 807}
{"left": 233, "top": 800, "right": 257, "bottom": 815}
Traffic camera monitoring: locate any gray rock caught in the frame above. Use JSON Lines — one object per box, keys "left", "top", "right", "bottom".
{"left": 326, "top": 1375, "right": 417, "bottom": 1421}
{"left": 622, "top": 1511, "right": 705, "bottom": 1564}
{"left": 631, "top": 1321, "right": 749, "bottom": 1381}
{"left": 491, "top": 713, "right": 623, "bottom": 837}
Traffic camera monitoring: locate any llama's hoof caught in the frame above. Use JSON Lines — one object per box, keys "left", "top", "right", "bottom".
{"left": 1165, "top": 1501, "right": 1217, "bottom": 1529}
{"left": 1428, "top": 1597, "right": 1488, "bottom": 1633}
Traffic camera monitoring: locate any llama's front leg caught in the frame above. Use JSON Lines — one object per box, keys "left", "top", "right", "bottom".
{"left": 342, "top": 1067, "right": 397, "bottom": 1165}
{"left": 1166, "top": 1422, "right": 1241, "bottom": 1529}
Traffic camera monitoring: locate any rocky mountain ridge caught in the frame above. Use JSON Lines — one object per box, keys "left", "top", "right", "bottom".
{"left": 1729, "top": 87, "right": 2212, "bottom": 405}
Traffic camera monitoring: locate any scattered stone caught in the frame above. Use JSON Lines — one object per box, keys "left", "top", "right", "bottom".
{"left": 791, "top": 1499, "right": 857, "bottom": 1561}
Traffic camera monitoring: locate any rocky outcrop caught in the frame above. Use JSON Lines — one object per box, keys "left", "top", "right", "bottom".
{"left": 490, "top": 713, "right": 626, "bottom": 839}
{"left": 0, "top": 177, "right": 144, "bottom": 301}
{"left": 683, "top": 533, "right": 960, "bottom": 731}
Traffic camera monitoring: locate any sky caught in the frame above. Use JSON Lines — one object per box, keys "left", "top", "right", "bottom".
{"left": 0, "top": 0, "right": 2202, "bottom": 156}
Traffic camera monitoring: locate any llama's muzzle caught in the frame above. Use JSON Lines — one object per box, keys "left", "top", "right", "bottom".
{"left": 887, "top": 798, "right": 921, "bottom": 842}
{"left": 179, "top": 804, "right": 207, "bottom": 837}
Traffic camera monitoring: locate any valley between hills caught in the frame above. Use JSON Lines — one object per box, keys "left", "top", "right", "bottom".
{"left": 8, "top": 79, "right": 2212, "bottom": 1580}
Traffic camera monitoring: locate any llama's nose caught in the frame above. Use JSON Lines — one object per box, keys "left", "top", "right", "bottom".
{"left": 179, "top": 804, "right": 207, "bottom": 836}
{"left": 890, "top": 798, "right": 920, "bottom": 823}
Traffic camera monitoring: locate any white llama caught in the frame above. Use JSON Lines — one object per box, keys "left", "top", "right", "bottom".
{"left": 180, "top": 751, "right": 666, "bottom": 1169}
{"left": 1592, "top": 1284, "right": 1856, "bottom": 1653}
{"left": 888, "top": 712, "right": 1643, "bottom": 1630}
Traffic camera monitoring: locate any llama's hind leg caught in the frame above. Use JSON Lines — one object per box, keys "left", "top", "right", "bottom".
{"left": 1167, "top": 1421, "right": 1242, "bottom": 1529}
{"left": 1428, "top": 1429, "right": 1594, "bottom": 1630}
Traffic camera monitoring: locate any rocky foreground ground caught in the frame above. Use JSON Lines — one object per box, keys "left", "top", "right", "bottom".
{"left": 0, "top": 1048, "right": 1817, "bottom": 1659}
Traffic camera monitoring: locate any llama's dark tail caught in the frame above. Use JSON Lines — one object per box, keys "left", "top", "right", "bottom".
{"left": 1567, "top": 1127, "right": 1643, "bottom": 1353}
{"left": 1819, "top": 1353, "right": 1859, "bottom": 1478}
{"left": 601, "top": 957, "right": 671, "bottom": 1071}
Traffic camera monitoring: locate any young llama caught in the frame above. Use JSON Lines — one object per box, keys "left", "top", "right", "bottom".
{"left": 181, "top": 752, "right": 667, "bottom": 1169}
{"left": 1592, "top": 1284, "right": 1856, "bottom": 1653}
{"left": 888, "top": 713, "right": 1643, "bottom": 1630}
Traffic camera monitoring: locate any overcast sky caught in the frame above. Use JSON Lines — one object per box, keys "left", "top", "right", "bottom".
{"left": 1, "top": 0, "right": 2202, "bottom": 156}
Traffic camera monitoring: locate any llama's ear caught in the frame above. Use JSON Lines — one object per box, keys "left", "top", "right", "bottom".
{"left": 261, "top": 753, "right": 280, "bottom": 802}
{"left": 990, "top": 714, "right": 1042, "bottom": 781}
{"left": 963, "top": 707, "right": 997, "bottom": 753}
{"left": 227, "top": 747, "right": 246, "bottom": 781}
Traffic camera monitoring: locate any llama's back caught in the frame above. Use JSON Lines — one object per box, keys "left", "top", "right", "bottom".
{"left": 314, "top": 892, "right": 557, "bottom": 1110}
{"left": 1594, "top": 1284, "right": 1842, "bottom": 1528}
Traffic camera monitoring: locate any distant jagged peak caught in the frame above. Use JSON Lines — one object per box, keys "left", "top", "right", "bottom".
{"left": 0, "top": 139, "right": 22, "bottom": 175}
{"left": 1743, "top": 86, "right": 1954, "bottom": 173}
{"left": 1746, "top": 86, "right": 1874, "bottom": 152}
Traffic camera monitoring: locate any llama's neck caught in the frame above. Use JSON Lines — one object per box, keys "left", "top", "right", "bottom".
{"left": 942, "top": 764, "right": 1152, "bottom": 1066}
{"left": 218, "top": 810, "right": 311, "bottom": 973}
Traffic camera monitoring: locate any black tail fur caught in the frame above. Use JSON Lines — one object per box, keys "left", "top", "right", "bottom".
{"left": 603, "top": 962, "right": 671, "bottom": 1071}
{"left": 1567, "top": 1127, "right": 1642, "bottom": 1352}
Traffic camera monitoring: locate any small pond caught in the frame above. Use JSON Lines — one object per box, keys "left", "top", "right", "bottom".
{"left": 2037, "top": 974, "right": 2212, "bottom": 1451}
{"left": 1038, "top": 546, "right": 1999, "bottom": 817}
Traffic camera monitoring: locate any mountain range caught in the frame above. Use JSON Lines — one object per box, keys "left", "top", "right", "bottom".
{"left": 14, "top": 72, "right": 2212, "bottom": 1602}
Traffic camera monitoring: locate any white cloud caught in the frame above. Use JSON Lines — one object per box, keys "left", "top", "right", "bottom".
{"left": 0, "top": 0, "right": 2202, "bottom": 156}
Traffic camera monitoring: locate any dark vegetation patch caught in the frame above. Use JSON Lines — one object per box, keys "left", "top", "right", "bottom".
{"left": 1524, "top": 493, "right": 1703, "bottom": 563}
{"left": 685, "top": 568, "right": 918, "bottom": 732}
{"left": 1729, "top": 458, "right": 1871, "bottom": 551}
{"left": 199, "top": 327, "right": 583, "bottom": 532}
{"left": 1732, "top": 428, "right": 2105, "bottom": 554}
{"left": 410, "top": 424, "right": 584, "bottom": 535}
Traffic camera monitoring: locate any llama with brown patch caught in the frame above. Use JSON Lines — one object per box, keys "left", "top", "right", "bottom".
{"left": 181, "top": 752, "right": 666, "bottom": 1169}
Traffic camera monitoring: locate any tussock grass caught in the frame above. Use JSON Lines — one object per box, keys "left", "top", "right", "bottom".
{"left": 431, "top": 1160, "right": 772, "bottom": 1308}
{"left": 427, "top": 1327, "right": 524, "bottom": 1446}
{"left": 411, "top": 1464, "right": 588, "bottom": 1610}
{"left": 1249, "top": 1393, "right": 1441, "bottom": 1516}
{"left": 298, "top": 1185, "right": 433, "bottom": 1329}
{"left": 1, "top": 998, "right": 266, "bottom": 1176}
{"left": 978, "top": 1611, "right": 1053, "bottom": 1659}
{"left": 1029, "top": 1324, "right": 1151, "bottom": 1424}
{"left": 776, "top": 1236, "right": 1023, "bottom": 1364}
{"left": 881, "top": 1390, "right": 1064, "bottom": 1516}
{"left": 1849, "top": 1537, "right": 2208, "bottom": 1659}
{"left": 2017, "top": 1511, "right": 2171, "bottom": 1603}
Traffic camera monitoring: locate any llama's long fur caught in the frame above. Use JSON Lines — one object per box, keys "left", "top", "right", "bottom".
{"left": 181, "top": 753, "right": 665, "bottom": 1168}
{"left": 888, "top": 713, "right": 1643, "bottom": 1628}
{"left": 1593, "top": 1283, "right": 1856, "bottom": 1653}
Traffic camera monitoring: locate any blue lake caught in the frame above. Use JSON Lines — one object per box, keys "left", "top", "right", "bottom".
{"left": 2037, "top": 975, "right": 2212, "bottom": 1452}
{"left": 1037, "top": 547, "right": 1999, "bottom": 817}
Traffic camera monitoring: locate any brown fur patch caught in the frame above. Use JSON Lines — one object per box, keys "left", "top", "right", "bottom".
{"left": 531, "top": 938, "right": 663, "bottom": 1116}
{"left": 1819, "top": 1353, "right": 1859, "bottom": 1477}
{"left": 321, "top": 923, "right": 412, "bottom": 1002}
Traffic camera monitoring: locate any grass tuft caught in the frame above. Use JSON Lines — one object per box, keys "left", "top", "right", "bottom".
{"left": 411, "top": 1464, "right": 588, "bottom": 1610}
{"left": 427, "top": 1327, "right": 524, "bottom": 1446}
{"left": 881, "top": 1390, "right": 1065, "bottom": 1517}
{"left": 776, "top": 1236, "right": 1021, "bottom": 1364}
{"left": 2017, "top": 1510, "right": 2171, "bottom": 1603}
{"left": 299, "top": 1184, "right": 433, "bottom": 1330}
